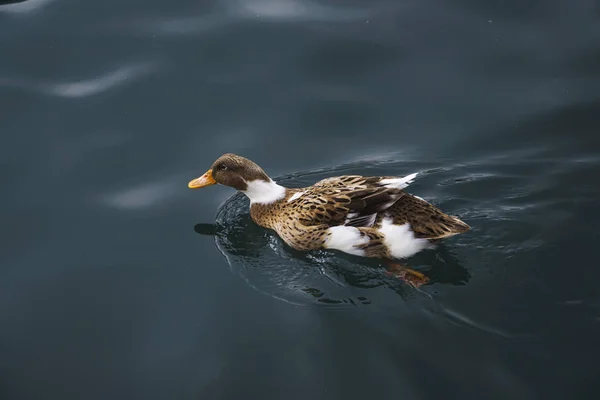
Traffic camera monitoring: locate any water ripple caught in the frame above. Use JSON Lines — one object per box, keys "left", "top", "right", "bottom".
{"left": 1, "top": 62, "right": 158, "bottom": 99}
{"left": 227, "top": 0, "right": 369, "bottom": 21}
{"left": 102, "top": 179, "right": 179, "bottom": 210}
{"left": 195, "top": 147, "right": 591, "bottom": 314}
{"left": 0, "top": 0, "right": 56, "bottom": 14}
{"left": 442, "top": 307, "right": 517, "bottom": 339}
{"left": 129, "top": 0, "right": 370, "bottom": 37}
{"left": 49, "top": 64, "right": 156, "bottom": 98}
{"left": 128, "top": 14, "right": 228, "bottom": 36}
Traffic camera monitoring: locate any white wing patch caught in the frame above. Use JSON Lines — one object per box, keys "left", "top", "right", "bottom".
{"left": 379, "top": 172, "right": 418, "bottom": 189}
{"left": 377, "top": 217, "right": 431, "bottom": 259}
{"left": 287, "top": 191, "right": 305, "bottom": 202}
{"left": 324, "top": 226, "right": 368, "bottom": 256}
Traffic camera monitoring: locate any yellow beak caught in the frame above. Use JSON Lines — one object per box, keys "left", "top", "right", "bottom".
{"left": 188, "top": 169, "right": 216, "bottom": 189}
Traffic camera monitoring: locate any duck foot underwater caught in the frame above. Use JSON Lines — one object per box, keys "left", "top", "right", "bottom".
{"left": 189, "top": 153, "right": 469, "bottom": 287}
{"left": 384, "top": 261, "right": 430, "bottom": 288}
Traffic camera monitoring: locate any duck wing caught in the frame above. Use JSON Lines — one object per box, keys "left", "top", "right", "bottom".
{"left": 293, "top": 184, "right": 408, "bottom": 228}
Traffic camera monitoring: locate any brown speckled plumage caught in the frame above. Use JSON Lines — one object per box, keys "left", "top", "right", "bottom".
{"left": 190, "top": 154, "right": 470, "bottom": 261}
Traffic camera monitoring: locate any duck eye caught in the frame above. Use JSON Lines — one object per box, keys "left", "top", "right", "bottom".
{"left": 219, "top": 164, "right": 228, "bottom": 171}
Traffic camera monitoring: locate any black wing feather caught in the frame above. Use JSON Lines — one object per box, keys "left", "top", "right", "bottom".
{"left": 344, "top": 187, "right": 405, "bottom": 227}
{"left": 297, "top": 183, "right": 405, "bottom": 228}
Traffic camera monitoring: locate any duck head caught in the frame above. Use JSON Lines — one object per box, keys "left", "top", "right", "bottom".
{"left": 188, "top": 153, "right": 286, "bottom": 204}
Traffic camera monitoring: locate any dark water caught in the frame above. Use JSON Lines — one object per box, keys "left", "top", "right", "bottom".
{"left": 2, "top": 1, "right": 600, "bottom": 399}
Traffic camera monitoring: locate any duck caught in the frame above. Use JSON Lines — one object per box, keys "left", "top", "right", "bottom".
{"left": 188, "top": 153, "right": 470, "bottom": 286}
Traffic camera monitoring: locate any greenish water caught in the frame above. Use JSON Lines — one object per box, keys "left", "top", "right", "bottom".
{"left": 1, "top": 1, "right": 600, "bottom": 399}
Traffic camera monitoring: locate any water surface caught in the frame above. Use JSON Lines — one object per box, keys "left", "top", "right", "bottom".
{"left": 1, "top": 0, "right": 600, "bottom": 399}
